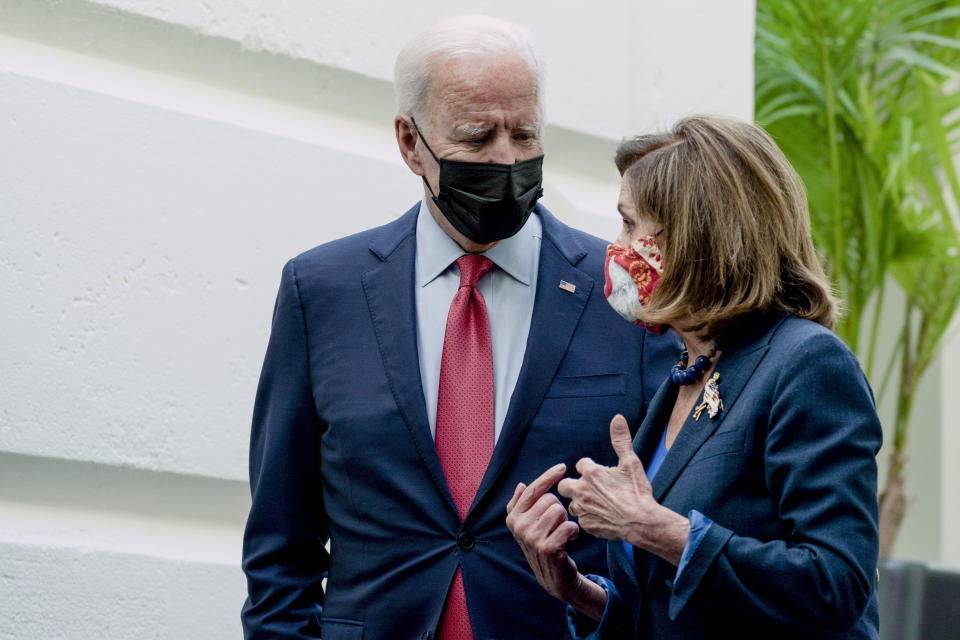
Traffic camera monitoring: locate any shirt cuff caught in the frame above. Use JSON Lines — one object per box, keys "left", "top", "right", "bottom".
{"left": 675, "top": 510, "right": 713, "bottom": 580}
{"left": 566, "top": 574, "right": 617, "bottom": 640}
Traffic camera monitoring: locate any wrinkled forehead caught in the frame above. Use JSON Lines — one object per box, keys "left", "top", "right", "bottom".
{"left": 424, "top": 53, "right": 542, "bottom": 123}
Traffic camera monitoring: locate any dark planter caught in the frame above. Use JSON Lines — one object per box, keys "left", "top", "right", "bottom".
{"left": 879, "top": 558, "right": 960, "bottom": 639}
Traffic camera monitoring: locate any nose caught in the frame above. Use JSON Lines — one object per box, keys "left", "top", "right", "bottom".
{"left": 487, "top": 132, "right": 517, "bottom": 164}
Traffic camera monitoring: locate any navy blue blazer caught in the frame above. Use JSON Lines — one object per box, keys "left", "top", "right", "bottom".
{"left": 241, "top": 204, "right": 680, "bottom": 640}
{"left": 591, "top": 312, "right": 882, "bottom": 639}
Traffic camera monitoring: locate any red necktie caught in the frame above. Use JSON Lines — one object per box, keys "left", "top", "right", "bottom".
{"left": 435, "top": 254, "right": 495, "bottom": 640}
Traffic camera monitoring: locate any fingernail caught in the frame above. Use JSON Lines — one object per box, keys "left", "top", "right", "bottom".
{"left": 554, "top": 463, "right": 565, "bottom": 471}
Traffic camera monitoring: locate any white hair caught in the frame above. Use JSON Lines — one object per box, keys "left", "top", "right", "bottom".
{"left": 393, "top": 15, "right": 546, "bottom": 130}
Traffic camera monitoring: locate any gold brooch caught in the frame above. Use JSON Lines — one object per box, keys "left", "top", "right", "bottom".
{"left": 693, "top": 372, "right": 723, "bottom": 420}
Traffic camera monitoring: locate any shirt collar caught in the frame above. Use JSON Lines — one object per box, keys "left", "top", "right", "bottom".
{"left": 415, "top": 199, "right": 540, "bottom": 287}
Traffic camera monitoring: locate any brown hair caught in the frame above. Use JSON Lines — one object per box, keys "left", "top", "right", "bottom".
{"left": 615, "top": 115, "right": 837, "bottom": 337}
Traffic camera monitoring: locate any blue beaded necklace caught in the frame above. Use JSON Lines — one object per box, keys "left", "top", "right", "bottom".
{"left": 671, "top": 344, "right": 718, "bottom": 386}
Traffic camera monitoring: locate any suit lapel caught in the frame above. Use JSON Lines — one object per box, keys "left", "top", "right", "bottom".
{"left": 469, "top": 209, "right": 591, "bottom": 515}
{"left": 608, "top": 539, "right": 641, "bottom": 591}
{"left": 362, "top": 206, "right": 458, "bottom": 515}
{"left": 633, "top": 377, "right": 677, "bottom": 464}
{"left": 649, "top": 316, "right": 787, "bottom": 502}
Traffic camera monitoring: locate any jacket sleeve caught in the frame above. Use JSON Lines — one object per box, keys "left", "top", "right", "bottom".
{"left": 567, "top": 575, "right": 635, "bottom": 640}
{"left": 668, "top": 332, "right": 882, "bottom": 631}
{"left": 242, "top": 259, "right": 329, "bottom": 639}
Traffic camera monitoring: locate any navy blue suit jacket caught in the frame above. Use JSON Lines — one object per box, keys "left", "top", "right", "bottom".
{"left": 596, "top": 312, "right": 882, "bottom": 639}
{"left": 241, "top": 204, "right": 680, "bottom": 640}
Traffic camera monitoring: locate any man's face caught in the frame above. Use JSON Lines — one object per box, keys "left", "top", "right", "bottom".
{"left": 397, "top": 54, "right": 544, "bottom": 252}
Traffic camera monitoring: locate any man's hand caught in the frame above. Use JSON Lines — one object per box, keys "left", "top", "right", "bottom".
{"left": 505, "top": 463, "right": 581, "bottom": 602}
{"left": 506, "top": 463, "right": 609, "bottom": 621}
{"left": 558, "top": 415, "right": 689, "bottom": 565}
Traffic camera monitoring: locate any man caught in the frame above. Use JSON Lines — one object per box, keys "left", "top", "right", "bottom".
{"left": 242, "top": 15, "right": 678, "bottom": 640}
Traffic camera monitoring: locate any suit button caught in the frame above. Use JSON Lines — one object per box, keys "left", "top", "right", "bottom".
{"left": 457, "top": 531, "right": 475, "bottom": 551}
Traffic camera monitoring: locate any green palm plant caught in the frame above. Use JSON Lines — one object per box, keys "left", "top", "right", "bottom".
{"left": 755, "top": 0, "right": 960, "bottom": 557}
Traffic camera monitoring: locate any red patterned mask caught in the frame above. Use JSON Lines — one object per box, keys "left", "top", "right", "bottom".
{"left": 603, "top": 236, "right": 665, "bottom": 334}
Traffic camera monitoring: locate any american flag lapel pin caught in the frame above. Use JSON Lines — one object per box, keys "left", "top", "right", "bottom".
{"left": 559, "top": 280, "right": 576, "bottom": 293}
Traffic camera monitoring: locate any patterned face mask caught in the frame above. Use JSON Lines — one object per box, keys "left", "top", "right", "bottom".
{"left": 603, "top": 235, "right": 665, "bottom": 334}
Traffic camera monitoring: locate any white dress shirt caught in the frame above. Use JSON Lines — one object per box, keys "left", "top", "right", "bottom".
{"left": 414, "top": 200, "right": 542, "bottom": 442}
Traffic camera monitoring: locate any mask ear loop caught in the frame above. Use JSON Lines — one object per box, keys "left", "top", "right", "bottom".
{"left": 410, "top": 116, "right": 443, "bottom": 201}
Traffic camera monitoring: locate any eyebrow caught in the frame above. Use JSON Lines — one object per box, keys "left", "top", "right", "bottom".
{"left": 454, "top": 125, "right": 489, "bottom": 138}
{"left": 452, "top": 123, "right": 542, "bottom": 138}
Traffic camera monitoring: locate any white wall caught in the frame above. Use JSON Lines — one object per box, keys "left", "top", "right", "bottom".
{"left": 0, "top": 1, "right": 757, "bottom": 637}
{"left": 939, "top": 319, "right": 960, "bottom": 567}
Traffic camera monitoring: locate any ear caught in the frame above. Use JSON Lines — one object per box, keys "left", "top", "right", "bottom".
{"left": 395, "top": 115, "right": 425, "bottom": 176}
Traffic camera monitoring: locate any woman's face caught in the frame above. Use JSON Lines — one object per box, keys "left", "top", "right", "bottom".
{"left": 615, "top": 180, "right": 662, "bottom": 248}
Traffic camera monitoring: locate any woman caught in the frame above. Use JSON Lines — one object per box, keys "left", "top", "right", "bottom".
{"left": 505, "top": 116, "right": 881, "bottom": 639}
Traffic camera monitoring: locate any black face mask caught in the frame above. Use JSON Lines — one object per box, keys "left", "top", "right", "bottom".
{"left": 412, "top": 118, "right": 544, "bottom": 244}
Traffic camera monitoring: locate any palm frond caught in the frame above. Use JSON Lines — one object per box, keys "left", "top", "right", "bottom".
{"left": 757, "top": 0, "right": 960, "bottom": 553}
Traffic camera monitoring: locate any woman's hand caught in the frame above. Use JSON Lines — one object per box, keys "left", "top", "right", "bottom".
{"left": 558, "top": 415, "right": 690, "bottom": 565}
